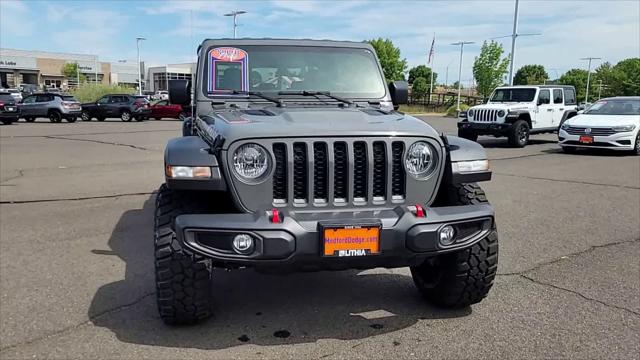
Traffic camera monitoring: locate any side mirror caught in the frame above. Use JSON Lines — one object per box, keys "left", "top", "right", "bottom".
{"left": 169, "top": 79, "right": 191, "bottom": 106}
{"left": 388, "top": 81, "right": 408, "bottom": 106}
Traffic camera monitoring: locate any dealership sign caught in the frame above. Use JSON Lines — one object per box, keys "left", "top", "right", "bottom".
{"left": 75, "top": 60, "right": 101, "bottom": 74}
{"left": 0, "top": 55, "right": 37, "bottom": 70}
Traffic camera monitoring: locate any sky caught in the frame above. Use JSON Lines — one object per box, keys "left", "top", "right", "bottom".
{"left": 1, "top": 0, "right": 639, "bottom": 85}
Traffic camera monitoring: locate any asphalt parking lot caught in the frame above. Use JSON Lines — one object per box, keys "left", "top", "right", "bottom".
{"left": 0, "top": 116, "right": 638, "bottom": 359}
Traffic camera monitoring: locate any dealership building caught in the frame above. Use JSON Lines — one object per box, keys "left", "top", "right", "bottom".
{"left": 0, "top": 48, "right": 141, "bottom": 90}
{"left": 146, "top": 63, "right": 195, "bottom": 92}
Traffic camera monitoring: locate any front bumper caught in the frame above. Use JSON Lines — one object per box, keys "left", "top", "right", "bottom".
{"left": 458, "top": 120, "right": 512, "bottom": 135}
{"left": 558, "top": 129, "right": 636, "bottom": 150}
{"left": 175, "top": 204, "right": 496, "bottom": 272}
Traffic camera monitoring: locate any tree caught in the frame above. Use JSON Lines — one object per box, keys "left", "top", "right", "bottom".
{"left": 452, "top": 81, "right": 463, "bottom": 90}
{"left": 609, "top": 58, "right": 640, "bottom": 96}
{"left": 558, "top": 68, "right": 596, "bottom": 102}
{"left": 472, "top": 41, "right": 510, "bottom": 100}
{"left": 61, "top": 63, "right": 86, "bottom": 83}
{"left": 367, "top": 38, "right": 407, "bottom": 82}
{"left": 412, "top": 76, "right": 429, "bottom": 101}
{"left": 513, "top": 64, "right": 549, "bottom": 85}
{"left": 408, "top": 65, "right": 437, "bottom": 85}
{"left": 593, "top": 62, "right": 616, "bottom": 98}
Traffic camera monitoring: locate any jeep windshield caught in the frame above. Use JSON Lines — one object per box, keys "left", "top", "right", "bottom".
{"left": 584, "top": 98, "right": 640, "bottom": 115}
{"left": 490, "top": 88, "right": 536, "bottom": 103}
{"left": 203, "top": 45, "right": 386, "bottom": 100}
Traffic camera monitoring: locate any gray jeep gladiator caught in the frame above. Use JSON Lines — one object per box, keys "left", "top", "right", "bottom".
{"left": 158, "top": 38, "right": 498, "bottom": 325}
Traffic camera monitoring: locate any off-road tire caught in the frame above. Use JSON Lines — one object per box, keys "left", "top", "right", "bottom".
{"left": 458, "top": 128, "right": 478, "bottom": 142}
{"left": 49, "top": 111, "right": 62, "bottom": 123}
{"left": 411, "top": 183, "right": 498, "bottom": 308}
{"left": 155, "top": 184, "right": 213, "bottom": 325}
{"left": 24, "top": 117, "right": 36, "bottom": 123}
{"left": 508, "top": 120, "right": 529, "bottom": 148}
{"left": 66, "top": 116, "right": 77, "bottom": 123}
{"left": 561, "top": 146, "right": 576, "bottom": 154}
{"left": 81, "top": 111, "right": 91, "bottom": 121}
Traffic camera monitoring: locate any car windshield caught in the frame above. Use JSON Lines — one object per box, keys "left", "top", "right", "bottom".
{"left": 203, "top": 45, "right": 386, "bottom": 99}
{"left": 584, "top": 99, "right": 640, "bottom": 115}
{"left": 490, "top": 88, "right": 537, "bottom": 102}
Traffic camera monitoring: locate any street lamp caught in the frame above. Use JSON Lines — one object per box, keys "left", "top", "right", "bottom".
{"left": 581, "top": 57, "right": 601, "bottom": 104}
{"left": 451, "top": 41, "right": 474, "bottom": 113}
{"left": 136, "top": 37, "right": 146, "bottom": 95}
{"left": 224, "top": 10, "right": 247, "bottom": 39}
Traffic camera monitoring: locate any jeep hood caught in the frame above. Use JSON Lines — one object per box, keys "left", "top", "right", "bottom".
{"left": 205, "top": 107, "right": 442, "bottom": 149}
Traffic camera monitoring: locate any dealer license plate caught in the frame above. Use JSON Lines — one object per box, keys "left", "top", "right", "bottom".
{"left": 579, "top": 135, "right": 594, "bottom": 144}
{"left": 323, "top": 225, "right": 380, "bottom": 257}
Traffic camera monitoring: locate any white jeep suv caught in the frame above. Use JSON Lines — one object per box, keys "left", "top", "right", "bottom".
{"left": 458, "top": 85, "right": 578, "bottom": 147}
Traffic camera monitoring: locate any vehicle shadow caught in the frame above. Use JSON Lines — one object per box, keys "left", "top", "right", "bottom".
{"left": 88, "top": 195, "right": 472, "bottom": 350}
{"left": 477, "top": 137, "right": 557, "bottom": 148}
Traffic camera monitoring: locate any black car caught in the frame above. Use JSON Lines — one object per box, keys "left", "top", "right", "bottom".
{"left": 80, "top": 94, "right": 151, "bottom": 122}
{"left": 0, "top": 92, "right": 20, "bottom": 125}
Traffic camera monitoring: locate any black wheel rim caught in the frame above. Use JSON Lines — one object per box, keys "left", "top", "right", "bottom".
{"left": 518, "top": 125, "right": 528, "bottom": 143}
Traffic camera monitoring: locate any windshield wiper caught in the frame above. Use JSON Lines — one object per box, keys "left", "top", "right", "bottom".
{"left": 278, "top": 90, "right": 353, "bottom": 107}
{"left": 232, "top": 90, "right": 285, "bottom": 107}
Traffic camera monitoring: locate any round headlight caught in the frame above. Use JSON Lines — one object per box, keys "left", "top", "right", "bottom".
{"left": 233, "top": 143, "right": 270, "bottom": 182}
{"left": 468, "top": 109, "right": 475, "bottom": 117}
{"left": 404, "top": 141, "right": 437, "bottom": 179}
{"left": 497, "top": 110, "right": 506, "bottom": 117}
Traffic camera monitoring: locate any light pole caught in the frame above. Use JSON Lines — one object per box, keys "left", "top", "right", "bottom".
{"left": 581, "top": 57, "right": 601, "bottom": 104}
{"left": 445, "top": 60, "right": 453, "bottom": 88}
{"left": 136, "top": 37, "right": 146, "bottom": 95}
{"left": 224, "top": 10, "right": 247, "bottom": 39}
{"left": 451, "top": 41, "right": 474, "bottom": 113}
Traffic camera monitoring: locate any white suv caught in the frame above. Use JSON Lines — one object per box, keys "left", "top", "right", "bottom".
{"left": 458, "top": 85, "right": 578, "bottom": 147}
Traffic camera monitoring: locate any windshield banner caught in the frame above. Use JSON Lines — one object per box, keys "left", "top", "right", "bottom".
{"left": 208, "top": 47, "right": 249, "bottom": 94}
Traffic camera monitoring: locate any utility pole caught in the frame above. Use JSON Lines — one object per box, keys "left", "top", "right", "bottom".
{"left": 581, "top": 57, "right": 601, "bottom": 104}
{"left": 136, "top": 37, "right": 146, "bottom": 95}
{"left": 224, "top": 10, "right": 247, "bottom": 38}
{"left": 492, "top": 0, "right": 541, "bottom": 85}
{"left": 451, "top": 41, "right": 474, "bottom": 113}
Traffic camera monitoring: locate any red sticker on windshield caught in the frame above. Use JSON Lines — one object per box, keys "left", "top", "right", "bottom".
{"left": 208, "top": 47, "right": 249, "bottom": 94}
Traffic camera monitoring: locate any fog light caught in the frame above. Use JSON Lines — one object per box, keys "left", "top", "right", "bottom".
{"left": 232, "top": 234, "right": 254, "bottom": 254}
{"left": 439, "top": 225, "right": 456, "bottom": 246}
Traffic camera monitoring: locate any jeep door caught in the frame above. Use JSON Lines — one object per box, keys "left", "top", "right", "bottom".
{"left": 551, "top": 88, "right": 565, "bottom": 127}
{"left": 536, "top": 89, "right": 554, "bottom": 128}
{"left": 19, "top": 95, "right": 36, "bottom": 116}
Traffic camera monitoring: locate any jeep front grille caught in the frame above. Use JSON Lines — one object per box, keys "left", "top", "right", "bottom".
{"left": 272, "top": 139, "right": 407, "bottom": 206}
{"left": 473, "top": 109, "right": 499, "bottom": 122}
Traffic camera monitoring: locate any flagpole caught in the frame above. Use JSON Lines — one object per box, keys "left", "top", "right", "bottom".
{"left": 429, "top": 34, "right": 435, "bottom": 104}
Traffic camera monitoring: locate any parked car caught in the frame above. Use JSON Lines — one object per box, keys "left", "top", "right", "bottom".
{"left": 6, "top": 88, "right": 23, "bottom": 103}
{"left": 0, "top": 92, "right": 20, "bottom": 125}
{"left": 150, "top": 100, "right": 187, "bottom": 120}
{"left": 19, "top": 93, "right": 82, "bottom": 123}
{"left": 559, "top": 96, "right": 640, "bottom": 154}
{"left": 155, "top": 38, "right": 497, "bottom": 325}
{"left": 18, "top": 84, "right": 38, "bottom": 97}
{"left": 458, "top": 85, "right": 579, "bottom": 147}
{"left": 80, "top": 94, "right": 151, "bottom": 122}
{"left": 156, "top": 90, "right": 169, "bottom": 100}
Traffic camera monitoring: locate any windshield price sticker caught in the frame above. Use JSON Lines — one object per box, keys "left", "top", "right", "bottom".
{"left": 208, "top": 47, "right": 249, "bottom": 94}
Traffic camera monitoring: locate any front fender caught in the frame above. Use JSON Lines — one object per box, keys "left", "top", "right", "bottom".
{"left": 444, "top": 135, "right": 492, "bottom": 184}
{"left": 164, "top": 136, "right": 227, "bottom": 191}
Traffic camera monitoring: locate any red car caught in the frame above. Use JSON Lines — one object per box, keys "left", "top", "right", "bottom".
{"left": 150, "top": 100, "right": 187, "bottom": 120}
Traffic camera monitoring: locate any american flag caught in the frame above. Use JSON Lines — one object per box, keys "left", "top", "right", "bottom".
{"left": 428, "top": 35, "right": 435, "bottom": 64}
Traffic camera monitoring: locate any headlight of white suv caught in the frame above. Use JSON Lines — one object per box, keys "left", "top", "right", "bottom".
{"left": 467, "top": 109, "right": 475, "bottom": 117}
{"left": 404, "top": 141, "right": 438, "bottom": 180}
{"left": 561, "top": 122, "right": 571, "bottom": 130}
{"left": 233, "top": 143, "right": 270, "bottom": 183}
{"left": 612, "top": 124, "right": 636, "bottom": 132}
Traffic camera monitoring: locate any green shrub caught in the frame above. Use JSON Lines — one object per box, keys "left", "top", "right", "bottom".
{"left": 69, "top": 83, "right": 136, "bottom": 103}
{"left": 445, "top": 103, "right": 469, "bottom": 117}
